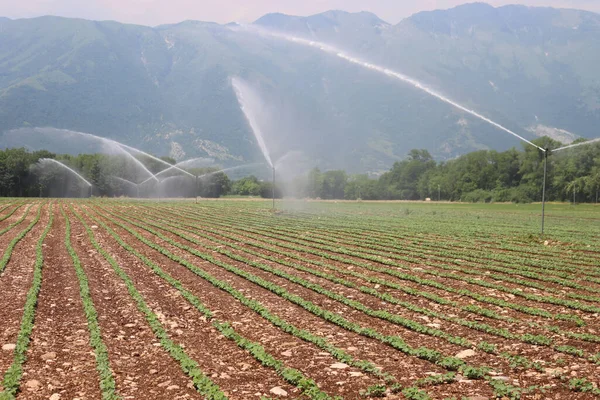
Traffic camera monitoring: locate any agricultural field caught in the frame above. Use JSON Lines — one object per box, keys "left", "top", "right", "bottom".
{"left": 0, "top": 199, "right": 599, "bottom": 400}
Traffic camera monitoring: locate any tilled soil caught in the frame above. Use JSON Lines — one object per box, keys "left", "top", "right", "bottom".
{"left": 0, "top": 203, "right": 48, "bottom": 382}
{"left": 17, "top": 204, "right": 102, "bottom": 400}
{"left": 2, "top": 200, "right": 599, "bottom": 399}
{"left": 66, "top": 207, "right": 204, "bottom": 400}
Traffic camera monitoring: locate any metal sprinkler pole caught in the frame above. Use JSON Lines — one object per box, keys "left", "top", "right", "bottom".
{"left": 195, "top": 175, "right": 198, "bottom": 204}
{"left": 541, "top": 149, "right": 548, "bottom": 235}
{"left": 272, "top": 166, "right": 275, "bottom": 210}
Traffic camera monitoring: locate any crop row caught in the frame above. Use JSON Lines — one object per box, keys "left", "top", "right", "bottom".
{"left": 77, "top": 208, "right": 398, "bottom": 386}
{"left": 238, "top": 211, "right": 600, "bottom": 290}
{"left": 189, "top": 208, "right": 600, "bottom": 315}
{"left": 0, "top": 204, "right": 43, "bottom": 274}
{"left": 148, "top": 205, "right": 583, "bottom": 325}
{"left": 0, "top": 204, "right": 24, "bottom": 224}
{"left": 0, "top": 204, "right": 33, "bottom": 238}
{"left": 192, "top": 203, "right": 600, "bottom": 275}
{"left": 136, "top": 208, "right": 597, "bottom": 356}
{"left": 0, "top": 204, "right": 54, "bottom": 399}
{"left": 139, "top": 205, "right": 600, "bottom": 346}
{"left": 61, "top": 205, "right": 120, "bottom": 400}
{"left": 128, "top": 206, "right": 600, "bottom": 366}
{"left": 69, "top": 206, "right": 231, "bottom": 399}
{"left": 88, "top": 206, "right": 500, "bottom": 392}
{"left": 97, "top": 204, "right": 572, "bottom": 397}
{"left": 75, "top": 205, "right": 346, "bottom": 399}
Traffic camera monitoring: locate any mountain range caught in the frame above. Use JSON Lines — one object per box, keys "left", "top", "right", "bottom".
{"left": 1, "top": 3, "right": 599, "bottom": 173}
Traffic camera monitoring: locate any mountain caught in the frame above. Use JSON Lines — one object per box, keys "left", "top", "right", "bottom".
{"left": 0, "top": 4, "right": 599, "bottom": 173}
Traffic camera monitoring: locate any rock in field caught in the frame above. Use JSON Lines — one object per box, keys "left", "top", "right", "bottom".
{"left": 330, "top": 362, "right": 349, "bottom": 369}
{"left": 42, "top": 351, "right": 57, "bottom": 361}
{"left": 455, "top": 349, "right": 476, "bottom": 359}
{"left": 270, "top": 387, "right": 288, "bottom": 396}
{"left": 2, "top": 343, "right": 16, "bottom": 351}
{"left": 25, "top": 380, "right": 41, "bottom": 390}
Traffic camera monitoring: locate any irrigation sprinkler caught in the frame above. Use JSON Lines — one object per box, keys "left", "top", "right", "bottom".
{"left": 541, "top": 149, "right": 549, "bottom": 235}
{"left": 539, "top": 139, "right": 600, "bottom": 234}
{"left": 272, "top": 166, "right": 276, "bottom": 210}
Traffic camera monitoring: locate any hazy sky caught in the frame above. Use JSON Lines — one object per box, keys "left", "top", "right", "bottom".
{"left": 1, "top": 0, "right": 599, "bottom": 26}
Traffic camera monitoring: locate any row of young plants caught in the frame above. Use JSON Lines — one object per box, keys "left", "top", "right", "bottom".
{"left": 138, "top": 210, "right": 593, "bottom": 354}
{"left": 195, "top": 203, "right": 600, "bottom": 278}
{"left": 146, "top": 205, "right": 600, "bottom": 338}
{"left": 150, "top": 205, "right": 582, "bottom": 325}
{"left": 76, "top": 206, "right": 354, "bottom": 399}
{"left": 76, "top": 208, "right": 402, "bottom": 387}
{"left": 276, "top": 224, "right": 600, "bottom": 303}
{"left": 0, "top": 203, "right": 33, "bottom": 237}
{"left": 283, "top": 218, "right": 600, "bottom": 290}
{"left": 197, "top": 210, "right": 600, "bottom": 316}
{"left": 0, "top": 203, "right": 54, "bottom": 399}
{"left": 92, "top": 206, "right": 481, "bottom": 376}
{"left": 0, "top": 203, "right": 42, "bottom": 274}
{"left": 0, "top": 203, "right": 24, "bottom": 224}
{"left": 149, "top": 205, "right": 600, "bottom": 353}
{"left": 153, "top": 205, "right": 594, "bottom": 399}
{"left": 61, "top": 206, "right": 121, "bottom": 400}
{"left": 94, "top": 206, "right": 548, "bottom": 396}
{"left": 69, "top": 206, "right": 231, "bottom": 399}
{"left": 79, "top": 206, "right": 353, "bottom": 399}
{"left": 244, "top": 211, "right": 600, "bottom": 291}
{"left": 133, "top": 207, "right": 600, "bottom": 366}
{"left": 115, "top": 208, "right": 478, "bottom": 350}
{"left": 240, "top": 224, "right": 597, "bottom": 319}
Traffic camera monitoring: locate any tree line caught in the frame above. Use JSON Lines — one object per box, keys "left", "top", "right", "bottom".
{"left": 1, "top": 136, "right": 599, "bottom": 202}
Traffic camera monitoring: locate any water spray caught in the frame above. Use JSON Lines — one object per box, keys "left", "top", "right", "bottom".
{"left": 231, "top": 77, "right": 275, "bottom": 169}
{"left": 39, "top": 158, "right": 93, "bottom": 197}
{"left": 7, "top": 128, "right": 160, "bottom": 183}
{"left": 110, "top": 176, "right": 141, "bottom": 198}
{"left": 234, "top": 25, "right": 546, "bottom": 152}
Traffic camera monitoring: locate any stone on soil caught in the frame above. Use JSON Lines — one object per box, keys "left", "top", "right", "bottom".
{"left": 42, "top": 351, "right": 57, "bottom": 361}
{"left": 270, "top": 387, "right": 288, "bottom": 397}
{"left": 25, "top": 380, "right": 41, "bottom": 390}
{"left": 455, "top": 349, "right": 476, "bottom": 359}
{"left": 330, "top": 362, "right": 349, "bottom": 369}
{"left": 2, "top": 343, "right": 16, "bottom": 351}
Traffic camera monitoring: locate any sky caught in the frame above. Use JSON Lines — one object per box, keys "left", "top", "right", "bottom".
{"left": 0, "top": 0, "right": 599, "bottom": 26}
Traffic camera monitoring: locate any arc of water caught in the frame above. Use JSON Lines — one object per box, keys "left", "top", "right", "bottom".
{"left": 231, "top": 77, "right": 275, "bottom": 167}
{"left": 153, "top": 157, "right": 215, "bottom": 179}
{"left": 111, "top": 176, "right": 138, "bottom": 188}
{"left": 554, "top": 137, "right": 600, "bottom": 152}
{"left": 236, "top": 26, "right": 546, "bottom": 153}
{"left": 10, "top": 128, "right": 159, "bottom": 182}
{"left": 111, "top": 145, "right": 159, "bottom": 182}
{"left": 39, "top": 158, "right": 92, "bottom": 187}
{"left": 115, "top": 142, "right": 195, "bottom": 178}
{"left": 197, "top": 163, "right": 265, "bottom": 179}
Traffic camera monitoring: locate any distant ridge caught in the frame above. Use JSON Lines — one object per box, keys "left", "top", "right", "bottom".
{"left": 1, "top": 3, "right": 599, "bottom": 172}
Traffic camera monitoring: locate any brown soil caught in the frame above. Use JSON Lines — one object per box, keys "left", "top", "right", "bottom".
{"left": 17, "top": 204, "right": 103, "bottom": 400}
{"left": 0, "top": 203, "right": 48, "bottom": 383}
